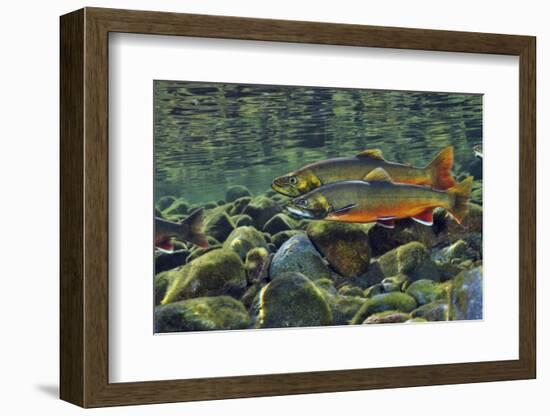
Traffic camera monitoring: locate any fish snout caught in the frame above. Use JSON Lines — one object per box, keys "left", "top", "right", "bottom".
{"left": 271, "top": 176, "right": 300, "bottom": 197}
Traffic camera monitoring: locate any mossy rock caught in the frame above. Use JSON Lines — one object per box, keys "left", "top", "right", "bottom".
{"left": 405, "top": 317, "right": 428, "bottom": 323}
{"left": 203, "top": 201, "right": 218, "bottom": 210}
{"left": 162, "top": 198, "right": 190, "bottom": 217}
{"left": 405, "top": 279, "right": 447, "bottom": 306}
{"left": 338, "top": 285, "right": 365, "bottom": 298}
{"left": 204, "top": 211, "right": 235, "bottom": 243}
{"left": 381, "top": 275, "right": 408, "bottom": 292}
{"left": 445, "top": 203, "right": 483, "bottom": 241}
{"left": 432, "top": 239, "right": 479, "bottom": 264}
{"left": 411, "top": 300, "right": 449, "bottom": 321}
{"left": 154, "top": 269, "right": 180, "bottom": 306}
{"left": 232, "top": 214, "right": 254, "bottom": 227}
{"left": 154, "top": 207, "right": 163, "bottom": 218}
{"left": 363, "top": 310, "right": 410, "bottom": 324}
{"left": 263, "top": 213, "right": 298, "bottom": 235}
{"left": 271, "top": 230, "right": 302, "bottom": 248}
{"left": 245, "top": 247, "right": 270, "bottom": 284}
{"left": 307, "top": 221, "right": 371, "bottom": 278}
{"left": 270, "top": 234, "right": 331, "bottom": 281}
{"left": 449, "top": 267, "right": 483, "bottom": 320}
{"left": 241, "top": 282, "right": 265, "bottom": 309}
{"left": 255, "top": 272, "right": 332, "bottom": 328}
{"left": 351, "top": 292, "right": 417, "bottom": 324}
{"left": 471, "top": 180, "right": 483, "bottom": 206}
{"left": 186, "top": 244, "right": 221, "bottom": 264}
{"left": 229, "top": 196, "right": 253, "bottom": 216}
{"left": 156, "top": 195, "right": 177, "bottom": 211}
{"left": 223, "top": 226, "right": 268, "bottom": 260}
{"left": 161, "top": 248, "right": 246, "bottom": 304}
{"left": 242, "top": 196, "right": 282, "bottom": 229}
{"left": 155, "top": 249, "right": 189, "bottom": 274}
{"left": 376, "top": 241, "right": 442, "bottom": 282}
{"left": 154, "top": 296, "right": 249, "bottom": 332}
{"left": 363, "top": 283, "right": 385, "bottom": 298}
{"left": 217, "top": 199, "right": 226, "bottom": 206}
{"left": 225, "top": 185, "right": 251, "bottom": 202}
{"left": 314, "top": 278, "right": 338, "bottom": 297}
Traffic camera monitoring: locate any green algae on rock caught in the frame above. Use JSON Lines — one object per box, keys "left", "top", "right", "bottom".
{"left": 363, "top": 310, "right": 410, "bottom": 324}
{"left": 449, "top": 267, "right": 483, "bottom": 320}
{"left": 254, "top": 272, "right": 332, "bottom": 328}
{"left": 223, "top": 226, "right": 268, "bottom": 260}
{"left": 405, "top": 279, "right": 448, "bottom": 306}
{"left": 244, "top": 247, "right": 270, "bottom": 284}
{"left": 155, "top": 296, "right": 249, "bottom": 332}
{"left": 242, "top": 196, "right": 282, "bottom": 229}
{"left": 307, "top": 221, "right": 371, "bottom": 278}
{"left": 161, "top": 248, "right": 246, "bottom": 304}
{"left": 204, "top": 211, "right": 235, "bottom": 243}
{"left": 351, "top": 292, "right": 417, "bottom": 325}
{"left": 410, "top": 300, "right": 449, "bottom": 321}
{"left": 263, "top": 213, "right": 298, "bottom": 235}
{"left": 225, "top": 185, "right": 252, "bottom": 202}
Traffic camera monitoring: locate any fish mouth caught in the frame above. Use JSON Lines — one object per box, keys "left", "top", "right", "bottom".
{"left": 271, "top": 180, "right": 300, "bottom": 197}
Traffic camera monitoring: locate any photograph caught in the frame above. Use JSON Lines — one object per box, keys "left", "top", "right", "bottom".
{"left": 153, "top": 81, "right": 483, "bottom": 333}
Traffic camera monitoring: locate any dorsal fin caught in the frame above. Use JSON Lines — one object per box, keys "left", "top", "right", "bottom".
{"left": 356, "top": 149, "right": 385, "bottom": 160}
{"left": 364, "top": 167, "right": 393, "bottom": 183}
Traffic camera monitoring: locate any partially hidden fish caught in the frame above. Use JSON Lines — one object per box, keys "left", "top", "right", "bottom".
{"left": 272, "top": 146, "right": 456, "bottom": 197}
{"left": 155, "top": 208, "right": 208, "bottom": 252}
{"left": 285, "top": 168, "right": 473, "bottom": 228}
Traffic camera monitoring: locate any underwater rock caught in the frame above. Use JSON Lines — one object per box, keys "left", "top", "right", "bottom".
{"left": 160, "top": 248, "right": 246, "bottom": 304}
{"left": 338, "top": 285, "right": 365, "bottom": 298}
{"left": 471, "top": 180, "right": 483, "bottom": 206}
{"left": 376, "top": 241, "right": 442, "bottom": 282}
{"left": 162, "top": 198, "right": 190, "bottom": 218}
{"left": 307, "top": 222, "right": 371, "bottom": 278}
{"left": 203, "top": 201, "right": 218, "bottom": 210}
{"left": 411, "top": 300, "right": 449, "bottom": 321}
{"left": 405, "top": 279, "right": 447, "bottom": 306}
{"left": 381, "top": 275, "right": 407, "bottom": 293}
{"left": 204, "top": 211, "right": 235, "bottom": 243}
{"left": 223, "top": 226, "right": 268, "bottom": 260}
{"left": 229, "top": 196, "right": 252, "bottom": 216}
{"left": 314, "top": 278, "right": 338, "bottom": 297}
{"left": 330, "top": 296, "right": 365, "bottom": 325}
{"left": 351, "top": 292, "right": 417, "bottom": 324}
{"left": 217, "top": 199, "right": 226, "bottom": 206}
{"left": 254, "top": 272, "right": 332, "bottom": 328}
{"left": 271, "top": 230, "right": 302, "bottom": 249}
{"left": 154, "top": 296, "right": 249, "bottom": 332}
{"left": 241, "top": 282, "right": 265, "bottom": 309}
{"left": 185, "top": 244, "right": 221, "bottom": 264}
{"left": 156, "top": 195, "right": 177, "bottom": 211}
{"left": 406, "top": 317, "right": 428, "bottom": 323}
{"left": 154, "top": 207, "right": 163, "bottom": 218}
{"left": 245, "top": 247, "right": 270, "bottom": 284}
{"left": 449, "top": 267, "right": 483, "bottom": 320}
{"left": 444, "top": 203, "right": 483, "bottom": 241}
{"left": 154, "top": 269, "right": 179, "bottom": 306}
{"left": 363, "top": 283, "right": 385, "bottom": 298}
{"left": 270, "top": 234, "right": 331, "bottom": 281}
{"left": 155, "top": 249, "right": 189, "bottom": 273}
{"left": 263, "top": 213, "right": 297, "bottom": 235}
{"left": 363, "top": 310, "right": 410, "bottom": 324}
{"left": 432, "top": 239, "right": 479, "bottom": 265}
{"left": 225, "top": 185, "right": 251, "bottom": 202}
{"left": 242, "top": 196, "right": 282, "bottom": 229}
{"left": 232, "top": 214, "right": 254, "bottom": 227}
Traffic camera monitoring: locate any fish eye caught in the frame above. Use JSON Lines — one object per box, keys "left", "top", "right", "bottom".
{"left": 288, "top": 176, "right": 297, "bottom": 185}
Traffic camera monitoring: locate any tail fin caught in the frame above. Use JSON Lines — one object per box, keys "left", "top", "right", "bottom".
{"left": 447, "top": 176, "right": 473, "bottom": 224}
{"left": 181, "top": 208, "right": 209, "bottom": 248}
{"left": 426, "top": 146, "right": 456, "bottom": 190}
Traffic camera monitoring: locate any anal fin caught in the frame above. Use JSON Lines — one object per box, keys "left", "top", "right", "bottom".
{"left": 411, "top": 209, "right": 434, "bottom": 226}
{"left": 376, "top": 219, "right": 396, "bottom": 229}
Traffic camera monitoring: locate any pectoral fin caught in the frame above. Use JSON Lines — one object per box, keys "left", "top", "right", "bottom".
{"left": 411, "top": 209, "right": 434, "bottom": 226}
{"left": 330, "top": 203, "right": 358, "bottom": 216}
{"left": 357, "top": 149, "right": 385, "bottom": 160}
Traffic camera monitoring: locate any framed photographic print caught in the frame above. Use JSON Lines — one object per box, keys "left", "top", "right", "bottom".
{"left": 60, "top": 7, "right": 536, "bottom": 408}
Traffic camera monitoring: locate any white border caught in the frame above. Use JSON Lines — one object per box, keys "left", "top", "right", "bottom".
{"left": 109, "top": 33, "right": 519, "bottom": 383}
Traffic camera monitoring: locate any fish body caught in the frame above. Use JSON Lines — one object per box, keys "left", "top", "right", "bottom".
{"left": 155, "top": 208, "right": 208, "bottom": 251}
{"left": 286, "top": 168, "right": 473, "bottom": 227}
{"left": 272, "top": 147, "right": 455, "bottom": 197}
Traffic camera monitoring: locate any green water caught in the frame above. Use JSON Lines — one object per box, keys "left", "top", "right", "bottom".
{"left": 154, "top": 81, "right": 482, "bottom": 204}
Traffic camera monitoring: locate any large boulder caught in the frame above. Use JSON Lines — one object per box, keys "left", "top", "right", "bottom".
{"left": 307, "top": 222, "right": 371, "bottom": 278}
{"left": 223, "top": 226, "right": 268, "bottom": 260}
{"left": 351, "top": 292, "right": 417, "bottom": 324}
{"left": 160, "top": 248, "right": 246, "bottom": 304}
{"left": 225, "top": 185, "right": 251, "bottom": 202}
{"left": 270, "top": 234, "right": 331, "bottom": 281}
{"left": 154, "top": 296, "right": 249, "bottom": 332}
{"left": 271, "top": 230, "right": 302, "bottom": 249}
{"left": 242, "top": 196, "right": 282, "bottom": 229}
{"left": 376, "top": 241, "right": 443, "bottom": 282}
{"left": 254, "top": 272, "right": 332, "bottom": 328}
{"left": 449, "top": 267, "right": 483, "bottom": 320}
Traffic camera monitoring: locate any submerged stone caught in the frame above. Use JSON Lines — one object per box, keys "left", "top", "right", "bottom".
{"left": 351, "top": 292, "right": 417, "bottom": 324}
{"left": 225, "top": 185, "right": 251, "bottom": 202}
{"left": 223, "top": 226, "right": 268, "bottom": 260}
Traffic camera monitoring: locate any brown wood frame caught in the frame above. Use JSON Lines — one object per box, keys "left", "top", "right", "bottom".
{"left": 60, "top": 7, "right": 536, "bottom": 408}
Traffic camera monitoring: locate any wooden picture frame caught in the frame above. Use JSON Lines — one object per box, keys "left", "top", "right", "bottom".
{"left": 60, "top": 7, "right": 536, "bottom": 408}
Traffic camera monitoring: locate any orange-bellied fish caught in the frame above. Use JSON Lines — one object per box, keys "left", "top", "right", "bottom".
{"left": 155, "top": 208, "right": 208, "bottom": 252}
{"left": 272, "top": 146, "right": 456, "bottom": 197}
{"left": 285, "top": 168, "right": 472, "bottom": 228}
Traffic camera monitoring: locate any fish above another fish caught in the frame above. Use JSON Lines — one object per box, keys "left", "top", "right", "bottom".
{"left": 285, "top": 168, "right": 473, "bottom": 228}
{"left": 155, "top": 208, "right": 208, "bottom": 252}
{"left": 272, "top": 146, "right": 456, "bottom": 197}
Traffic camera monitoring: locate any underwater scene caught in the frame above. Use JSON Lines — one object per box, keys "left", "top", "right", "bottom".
{"left": 154, "top": 80, "right": 483, "bottom": 333}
